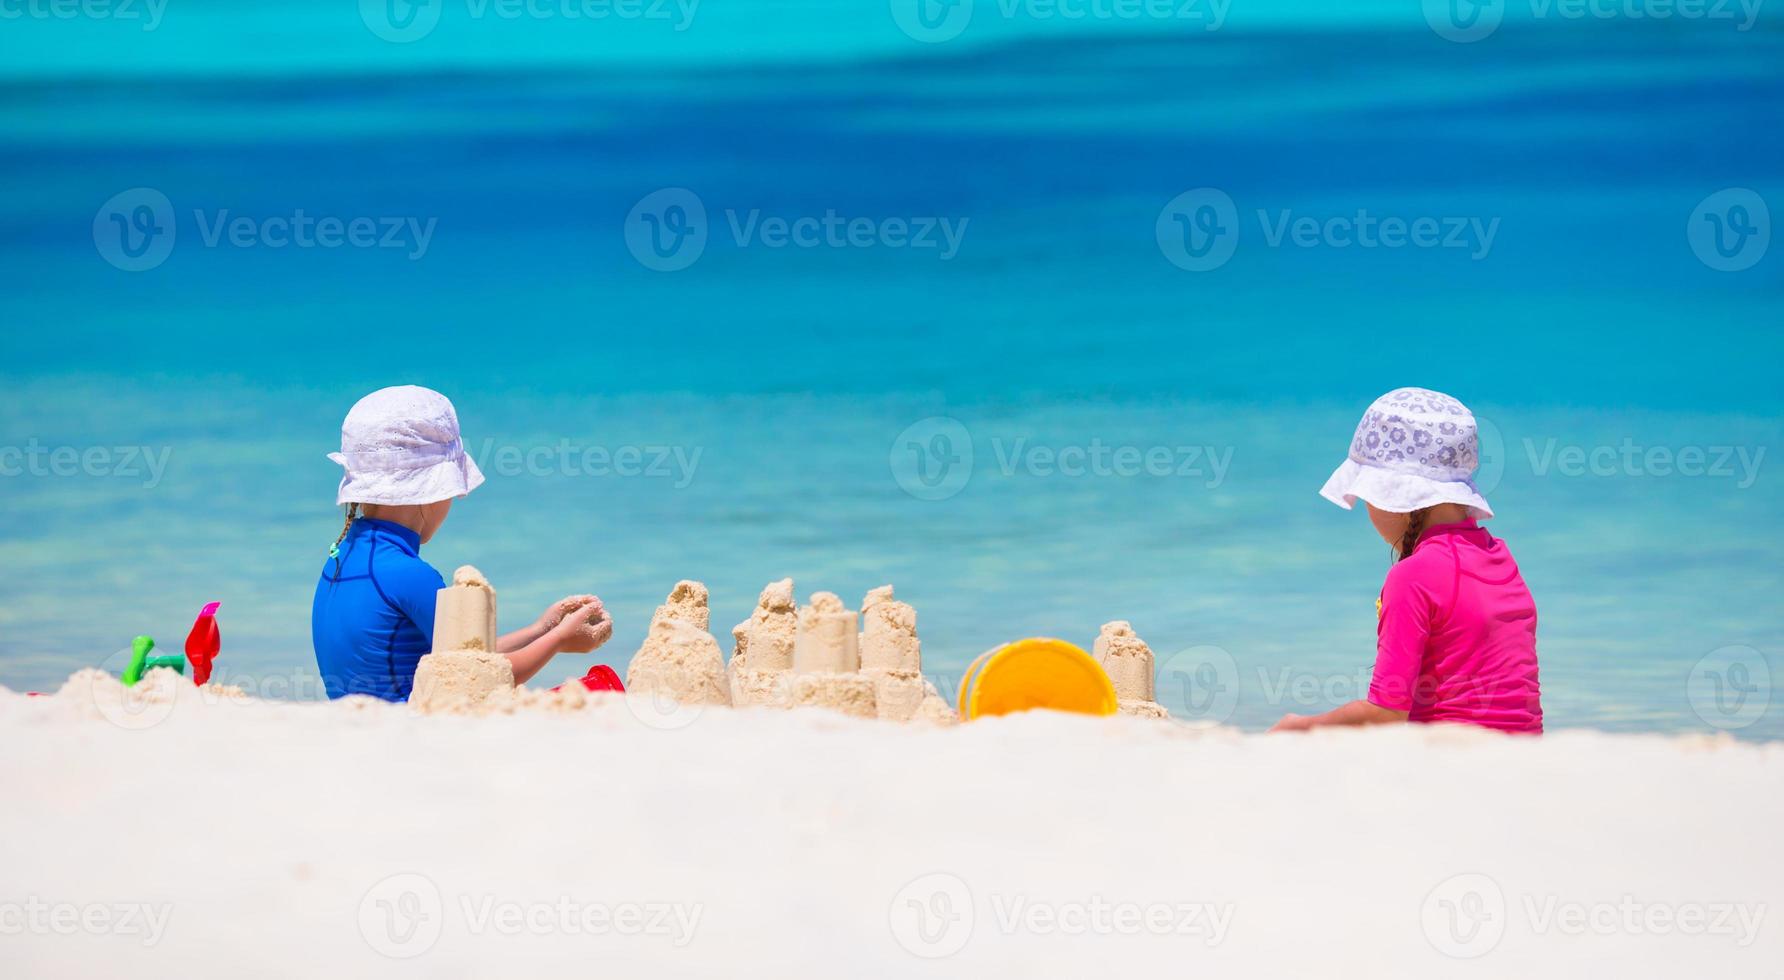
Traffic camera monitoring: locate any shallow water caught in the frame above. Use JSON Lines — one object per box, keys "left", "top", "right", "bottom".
{"left": 1, "top": 12, "right": 1780, "bottom": 737}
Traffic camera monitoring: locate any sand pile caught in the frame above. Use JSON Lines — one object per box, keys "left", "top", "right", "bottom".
{"left": 56, "top": 666, "right": 245, "bottom": 707}
{"left": 728, "top": 578, "right": 796, "bottom": 706}
{"left": 626, "top": 580, "right": 732, "bottom": 707}
{"left": 411, "top": 566, "right": 515, "bottom": 715}
{"left": 479, "top": 679, "right": 623, "bottom": 715}
{"left": 912, "top": 692, "right": 959, "bottom": 725}
{"left": 1094, "top": 620, "right": 1171, "bottom": 720}
{"left": 38, "top": 665, "right": 260, "bottom": 733}
{"left": 51, "top": 666, "right": 244, "bottom": 727}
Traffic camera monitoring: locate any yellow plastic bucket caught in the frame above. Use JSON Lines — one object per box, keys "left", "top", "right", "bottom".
{"left": 956, "top": 647, "right": 998, "bottom": 717}
{"left": 958, "top": 638, "right": 1119, "bottom": 720}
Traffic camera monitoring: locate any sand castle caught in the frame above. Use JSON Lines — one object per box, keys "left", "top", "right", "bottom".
{"left": 729, "top": 578, "right": 797, "bottom": 706}
{"left": 402, "top": 571, "right": 955, "bottom": 723}
{"left": 858, "top": 586, "right": 945, "bottom": 722}
{"left": 1093, "top": 620, "right": 1171, "bottom": 720}
{"left": 725, "top": 581, "right": 954, "bottom": 724}
{"left": 410, "top": 566, "right": 516, "bottom": 714}
{"left": 625, "top": 580, "right": 732, "bottom": 707}
{"left": 785, "top": 591, "right": 876, "bottom": 719}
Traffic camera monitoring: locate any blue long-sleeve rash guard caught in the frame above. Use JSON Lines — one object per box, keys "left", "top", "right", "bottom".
{"left": 312, "top": 518, "right": 445, "bottom": 700}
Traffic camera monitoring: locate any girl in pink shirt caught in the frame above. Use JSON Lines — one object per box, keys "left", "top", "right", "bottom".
{"left": 1272, "top": 388, "right": 1543, "bottom": 734}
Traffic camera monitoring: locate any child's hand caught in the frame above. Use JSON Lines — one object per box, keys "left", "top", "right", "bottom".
{"left": 1269, "top": 702, "right": 1405, "bottom": 732}
{"left": 1269, "top": 713, "right": 1314, "bottom": 733}
{"left": 547, "top": 596, "right": 613, "bottom": 654}
{"left": 535, "top": 595, "right": 592, "bottom": 633}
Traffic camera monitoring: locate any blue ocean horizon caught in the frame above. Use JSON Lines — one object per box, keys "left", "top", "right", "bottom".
{"left": 2, "top": 11, "right": 1780, "bottom": 736}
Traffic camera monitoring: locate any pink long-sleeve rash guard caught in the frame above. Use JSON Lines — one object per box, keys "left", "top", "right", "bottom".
{"left": 1369, "top": 520, "right": 1543, "bottom": 733}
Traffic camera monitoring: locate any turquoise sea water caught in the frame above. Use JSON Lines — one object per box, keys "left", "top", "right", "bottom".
{"left": 2, "top": 8, "right": 1780, "bottom": 737}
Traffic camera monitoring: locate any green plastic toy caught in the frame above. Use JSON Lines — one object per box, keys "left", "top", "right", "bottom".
{"left": 121, "top": 635, "right": 186, "bottom": 686}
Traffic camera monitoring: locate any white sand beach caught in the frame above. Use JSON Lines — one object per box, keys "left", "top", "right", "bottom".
{"left": 2, "top": 671, "right": 1778, "bottom": 978}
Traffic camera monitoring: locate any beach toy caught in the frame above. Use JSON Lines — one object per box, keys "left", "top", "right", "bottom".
{"left": 184, "top": 601, "right": 222, "bottom": 685}
{"left": 574, "top": 664, "right": 626, "bottom": 693}
{"left": 957, "top": 647, "right": 997, "bottom": 717}
{"left": 120, "top": 636, "right": 186, "bottom": 687}
{"left": 545, "top": 664, "right": 624, "bottom": 694}
{"left": 957, "top": 638, "right": 1118, "bottom": 720}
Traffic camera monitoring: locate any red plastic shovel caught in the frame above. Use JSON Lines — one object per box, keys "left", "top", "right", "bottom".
{"left": 185, "top": 602, "right": 221, "bottom": 685}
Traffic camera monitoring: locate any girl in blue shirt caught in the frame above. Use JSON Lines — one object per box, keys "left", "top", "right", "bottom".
{"left": 311, "top": 386, "right": 610, "bottom": 700}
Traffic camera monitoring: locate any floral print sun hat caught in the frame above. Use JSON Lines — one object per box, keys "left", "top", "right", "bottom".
{"left": 327, "top": 385, "right": 485, "bottom": 506}
{"left": 1319, "top": 387, "right": 1493, "bottom": 519}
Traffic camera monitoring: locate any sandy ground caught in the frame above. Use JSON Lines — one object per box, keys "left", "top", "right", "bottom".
{"left": 2, "top": 674, "right": 1780, "bottom": 979}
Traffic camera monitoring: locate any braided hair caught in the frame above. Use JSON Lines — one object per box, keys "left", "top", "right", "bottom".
{"left": 329, "top": 502, "right": 361, "bottom": 563}
{"left": 1398, "top": 506, "right": 1432, "bottom": 562}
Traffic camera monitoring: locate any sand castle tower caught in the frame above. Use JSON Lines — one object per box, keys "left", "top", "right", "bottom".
{"left": 653, "top": 579, "right": 710, "bottom": 631}
{"left": 793, "top": 591, "right": 858, "bottom": 673}
{"left": 784, "top": 591, "right": 878, "bottom": 719}
{"left": 1094, "top": 621, "right": 1171, "bottom": 720}
{"left": 625, "top": 581, "right": 732, "bottom": 707}
{"left": 859, "top": 585, "right": 953, "bottom": 723}
{"left": 729, "top": 578, "right": 797, "bottom": 707}
{"left": 411, "top": 566, "right": 516, "bottom": 713}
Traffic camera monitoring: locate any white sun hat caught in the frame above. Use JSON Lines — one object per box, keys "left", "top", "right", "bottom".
{"left": 327, "top": 385, "right": 485, "bottom": 506}
{"left": 1319, "top": 387, "right": 1493, "bottom": 519}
